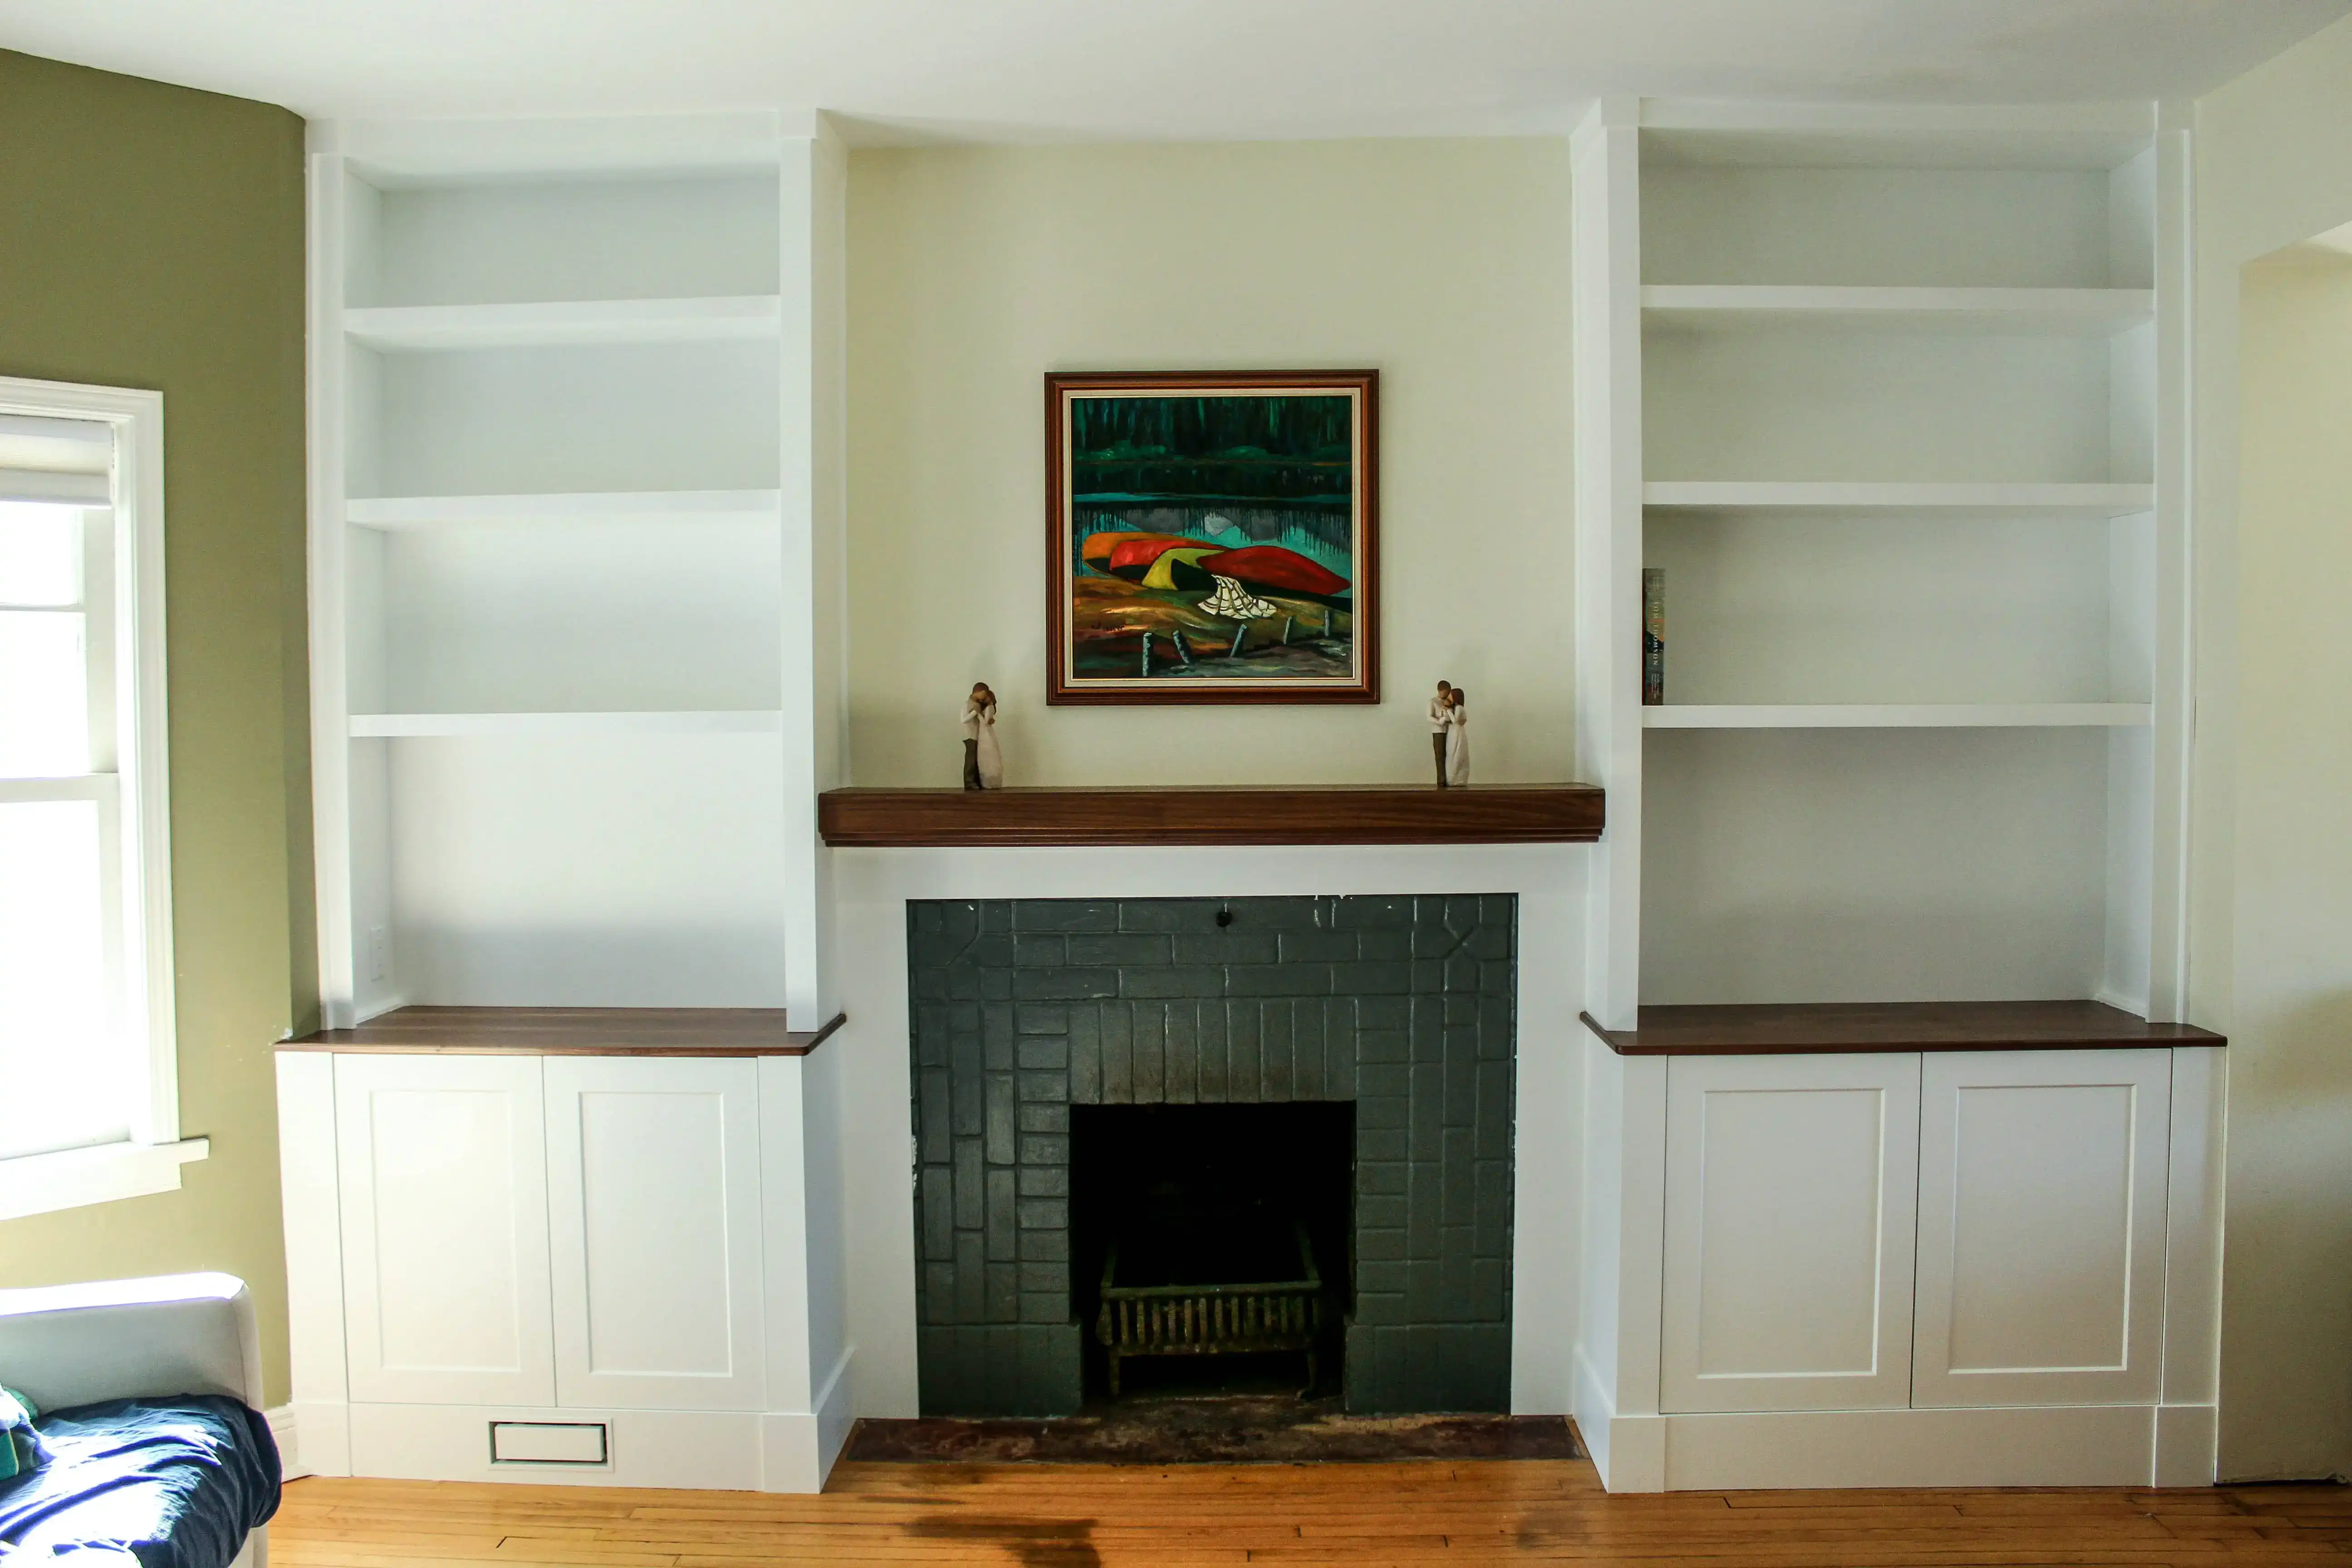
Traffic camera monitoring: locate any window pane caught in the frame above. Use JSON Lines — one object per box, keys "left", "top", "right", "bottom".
{"left": 0, "top": 800, "right": 127, "bottom": 1160}
{"left": 0, "top": 502, "right": 82, "bottom": 606}
{"left": 0, "top": 610, "right": 91, "bottom": 777}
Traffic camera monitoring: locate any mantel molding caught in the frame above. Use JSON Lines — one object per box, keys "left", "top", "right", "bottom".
{"left": 815, "top": 784, "right": 1604, "bottom": 848}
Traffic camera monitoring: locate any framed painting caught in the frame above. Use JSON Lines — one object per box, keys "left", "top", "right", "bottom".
{"left": 1046, "top": 369, "right": 1378, "bottom": 705}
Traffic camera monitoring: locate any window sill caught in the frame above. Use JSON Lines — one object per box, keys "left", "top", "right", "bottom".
{"left": 0, "top": 1138, "right": 210, "bottom": 1222}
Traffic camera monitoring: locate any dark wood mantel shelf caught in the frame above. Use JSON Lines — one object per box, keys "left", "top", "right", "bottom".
{"left": 280, "top": 1006, "right": 847, "bottom": 1056}
{"left": 816, "top": 784, "right": 1604, "bottom": 848}
{"left": 1579, "top": 1000, "right": 2224, "bottom": 1057}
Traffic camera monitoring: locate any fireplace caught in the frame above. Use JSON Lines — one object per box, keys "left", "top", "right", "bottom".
{"left": 908, "top": 894, "right": 1516, "bottom": 1417}
{"left": 1075, "top": 1102, "right": 1354, "bottom": 1399}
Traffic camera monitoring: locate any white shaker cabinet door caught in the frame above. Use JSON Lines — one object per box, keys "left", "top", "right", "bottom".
{"left": 1662, "top": 1053, "right": 1921, "bottom": 1413}
{"left": 335, "top": 1054, "right": 556, "bottom": 1406}
{"left": 1911, "top": 1049, "right": 2170, "bottom": 1407}
{"left": 544, "top": 1057, "right": 766, "bottom": 1411}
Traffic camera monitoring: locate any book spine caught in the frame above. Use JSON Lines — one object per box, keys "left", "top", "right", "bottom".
{"left": 1642, "top": 568, "right": 1665, "bottom": 706}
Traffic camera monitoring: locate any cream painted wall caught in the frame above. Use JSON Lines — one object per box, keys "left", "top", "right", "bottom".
{"left": 846, "top": 139, "right": 1573, "bottom": 786}
{"left": 2193, "top": 11, "right": 2352, "bottom": 1481}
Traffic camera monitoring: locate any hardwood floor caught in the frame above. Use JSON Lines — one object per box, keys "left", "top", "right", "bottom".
{"left": 270, "top": 1463, "right": 2352, "bottom": 1567}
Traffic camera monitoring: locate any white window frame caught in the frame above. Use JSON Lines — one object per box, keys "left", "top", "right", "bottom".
{"left": 0, "top": 374, "right": 205, "bottom": 1221}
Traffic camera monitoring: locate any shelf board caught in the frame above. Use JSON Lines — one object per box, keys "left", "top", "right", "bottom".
{"left": 283, "top": 1006, "right": 845, "bottom": 1057}
{"left": 1580, "top": 1000, "right": 2224, "bottom": 1056}
{"left": 343, "top": 295, "right": 782, "bottom": 350}
{"left": 1644, "top": 482, "right": 2156, "bottom": 517}
{"left": 1641, "top": 285, "right": 2153, "bottom": 333}
{"left": 1642, "top": 704, "right": 2151, "bottom": 730}
{"left": 349, "top": 710, "right": 784, "bottom": 737}
{"left": 345, "top": 490, "right": 784, "bottom": 529}
{"left": 1637, "top": 103, "right": 2155, "bottom": 171}
{"left": 818, "top": 784, "right": 1604, "bottom": 848}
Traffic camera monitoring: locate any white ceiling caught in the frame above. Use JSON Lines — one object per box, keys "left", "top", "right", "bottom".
{"left": 2, "top": 0, "right": 2347, "bottom": 142}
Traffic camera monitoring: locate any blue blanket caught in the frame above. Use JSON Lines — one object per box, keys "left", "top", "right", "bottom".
{"left": 0, "top": 1396, "right": 279, "bottom": 1567}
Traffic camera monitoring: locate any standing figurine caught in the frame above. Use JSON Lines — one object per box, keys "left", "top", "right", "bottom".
{"left": 962, "top": 683, "right": 1003, "bottom": 790}
{"left": 1445, "top": 686, "right": 1471, "bottom": 786}
{"left": 1429, "top": 681, "right": 1454, "bottom": 786}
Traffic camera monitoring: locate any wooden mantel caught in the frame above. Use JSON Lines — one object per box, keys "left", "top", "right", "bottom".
{"left": 816, "top": 783, "right": 1604, "bottom": 848}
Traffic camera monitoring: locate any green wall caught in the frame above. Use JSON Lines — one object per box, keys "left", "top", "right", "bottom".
{"left": 0, "top": 49, "right": 313, "bottom": 1405}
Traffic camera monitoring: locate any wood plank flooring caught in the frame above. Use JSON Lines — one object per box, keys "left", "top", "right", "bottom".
{"left": 270, "top": 1463, "right": 2352, "bottom": 1567}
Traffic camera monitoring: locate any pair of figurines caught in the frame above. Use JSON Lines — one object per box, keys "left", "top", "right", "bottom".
{"left": 962, "top": 682, "right": 1004, "bottom": 790}
{"left": 1429, "top": 680, "right": 1470, "bottom": 786}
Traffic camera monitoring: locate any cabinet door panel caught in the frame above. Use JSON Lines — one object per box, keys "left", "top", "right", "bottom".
{"left": 1912, "top": 1048, "right": 2169, "bottom": 1407}
{"left": 545, "top": 1058, "right": 764, "bottom": 1410}
{"left": 335, "top": 1055, "right": 555, "bottom": 1406}
{"left": 1662, "top": 1053, "right": 1920, "bottom": 1413}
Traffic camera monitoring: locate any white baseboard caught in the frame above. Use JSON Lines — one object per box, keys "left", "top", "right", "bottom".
{"left": 2155, "top": 1403, "right": 2219, "bottom": 1486}
{"left": 284, "top": 1400, "right": 349, "bottom": 1476}
{"left": 760, "top": 1345, "right": 857, "bottom": 1493}
{"left": 1570, "top": 1346, "right": 1612, "bottom": 1480}
{"left": 265, "top": 1405, "right": 306, "bottom": 1480}
{"left": 1571, "top": 1345, "right": 1666, "bottom": 1492}
{"left": 351, "top": 1402, "right": 764, "bottom": 1490}
{"left": 1662, "top": 1404, "right": 2156, "bottom": 1490}
{"left": 1565, "top": 1369, "right": 2205, "bottom": 1492}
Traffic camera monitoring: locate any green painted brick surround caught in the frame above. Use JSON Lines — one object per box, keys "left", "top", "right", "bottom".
{"left": 908, "top": 894, "right": 1517, "bottom": 1416}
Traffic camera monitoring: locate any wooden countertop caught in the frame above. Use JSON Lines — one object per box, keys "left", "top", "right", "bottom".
{"left": 816, "top": 783, "right": 1604, "bottom": 848}
{"left": 281, "top": 1006, "right": 846, "bottom": 1056}
{"left": 1579, "top": 1000, "right": 2225, "bottom": 1056}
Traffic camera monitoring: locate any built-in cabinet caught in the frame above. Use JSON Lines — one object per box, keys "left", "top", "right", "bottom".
{"left": 1662, "top": 1049, "right": 2172, "bottom": 1419}
{"left": 1570, "top": 98, "right": 2225, "bottom": 1493}
{"left": 328, "top": 1054, "right": 769, "bottom": 1415}
{"left": 278, "top": 1030, "right": 853, "bottom": 1493}
{"left": 288, "top": 109, "right": 853, "bottom": 1494}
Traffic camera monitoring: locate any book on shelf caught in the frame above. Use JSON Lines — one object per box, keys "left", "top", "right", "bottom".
{"left": 1642, "top": 568, "right": 1665, "bottom": 706}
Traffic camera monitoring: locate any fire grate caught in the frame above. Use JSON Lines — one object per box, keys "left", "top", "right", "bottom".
{"left": 1096, "top": 1218, "right": 1325, "bottom": 1397}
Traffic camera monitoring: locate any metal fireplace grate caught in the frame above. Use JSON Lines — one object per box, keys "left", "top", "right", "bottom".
{"left": 1096, "top": 1218, "right": 1325, "bottom": 1396}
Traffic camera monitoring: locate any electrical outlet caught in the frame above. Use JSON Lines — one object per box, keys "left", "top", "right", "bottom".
{"left": 366, "top": 926, "right": 390, "bottom": 984}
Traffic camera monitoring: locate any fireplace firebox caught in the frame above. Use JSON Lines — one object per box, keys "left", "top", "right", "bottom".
{"left": 1075, "top": 1102, "right": 1354, "bottom": 1399}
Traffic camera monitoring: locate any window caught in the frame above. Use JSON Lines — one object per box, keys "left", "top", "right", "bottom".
{"left": 0, "top": 377, "right": 201, "bottom": 1221}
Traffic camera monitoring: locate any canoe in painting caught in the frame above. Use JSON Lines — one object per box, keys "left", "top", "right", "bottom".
{"left": 1083, "top": 531, "right": 1195, "bottom": 571}
{"left": 1104, "top": 536, "right": 1208, "bottom": 578}
{"left": 1195, "top": 545, "right": 1350, "bottom": 603}
{"left": 1140, "top": 547, "right": 1228, "bottom": 591}
{"left": 1100, "top": 537, "right": 1352, "bottom": 603}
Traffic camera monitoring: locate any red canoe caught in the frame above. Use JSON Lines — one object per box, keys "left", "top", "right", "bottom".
{"left": 1083, "top": 530, "right": 1193, "bottom": 570}
{"left": 1196, "top": 544, "right": 1349, "bottom": 599}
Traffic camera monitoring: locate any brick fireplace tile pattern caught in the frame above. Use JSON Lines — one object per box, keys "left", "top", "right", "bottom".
{"left": 909, "top": 894, "right": 1517, "bottom": 1418}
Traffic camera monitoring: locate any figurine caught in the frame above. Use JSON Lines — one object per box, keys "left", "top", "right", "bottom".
{"left": 1444, "top": 686, "right": 1470, "bottom": 786}
{"left": 1428, "top": 681, "right": 1454, "bottom": 786}
{"left": 962, "top": 683, "right": 1003, "bottom": 790}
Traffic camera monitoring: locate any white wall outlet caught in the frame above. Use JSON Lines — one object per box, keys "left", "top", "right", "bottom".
{"left": 366, "top": 925, "right": 390, "bottom": 984}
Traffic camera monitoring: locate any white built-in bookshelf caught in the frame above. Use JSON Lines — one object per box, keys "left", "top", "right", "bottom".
{"left": 1576, "top": 102, "right": 2190, "bottom": 1016}
{"left": 306, "top": 113, "right": 846, "bottom": 1025}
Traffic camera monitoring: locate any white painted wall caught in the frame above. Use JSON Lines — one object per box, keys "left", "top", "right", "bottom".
{"left": 828, "top": 845, "right": 1586, "bottom": 1419}
{"left": 2190, "top": 11, "right": 2352, "bottom": 1480}
{"left": 845, "top": 139, "right": 1574, "bottom": 787}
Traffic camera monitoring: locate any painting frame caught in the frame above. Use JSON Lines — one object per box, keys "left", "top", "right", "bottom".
{"left": 1045, "top": 368, "right": 1380, "bottom": 706}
